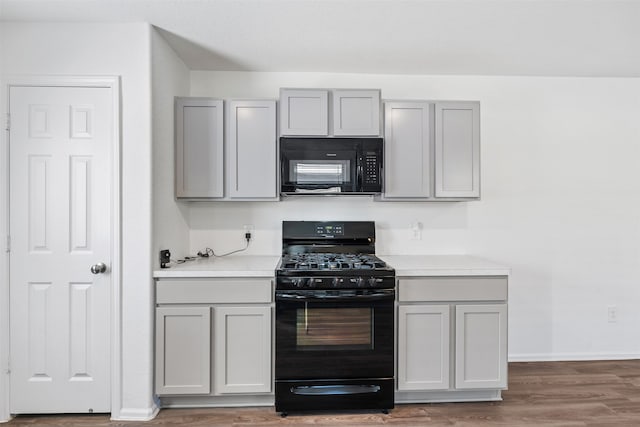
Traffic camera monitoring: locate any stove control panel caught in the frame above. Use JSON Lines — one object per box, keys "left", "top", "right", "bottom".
{"left": 277, "top": 276, "right": 395, "bottom": 290}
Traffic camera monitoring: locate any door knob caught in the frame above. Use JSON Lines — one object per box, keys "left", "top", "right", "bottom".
{"left": 90, "top": 262, "right": 107, "bottom": 274}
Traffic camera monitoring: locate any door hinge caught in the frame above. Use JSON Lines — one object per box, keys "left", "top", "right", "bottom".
{"left": 5, "top": 113, "right": 9, "bottom": 131}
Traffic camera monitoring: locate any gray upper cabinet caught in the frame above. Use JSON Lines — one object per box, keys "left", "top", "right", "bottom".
{"left": 332, "top": 89, "right": 381, "bottom": 136}
{"left": 435, "top": 101, "right": 480, "bottom": 198}
{"left": 280, "top": 88, "right": 381, "bottom": 137}
{"left": 383, "top": 101, "right": 431, "bottom": 199}
{"left": 280, "top": 89, "right": 329, "bottom": 136}
{"left": 227, "top": 99, "right": 278, "bottom": 200}
{"left": 175, "top": 97, "right": 224, "bottom": 199}
{"left": 175, "top": 97, "right": 278, "bottom": 200}
{"left": 381, "top": 100, "right": 480, "bottom": 201}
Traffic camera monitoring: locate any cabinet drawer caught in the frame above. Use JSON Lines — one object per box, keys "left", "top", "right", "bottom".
{"left": 398, "top": 276, "right": 507, "bottom": 302}
{"left": 157, "top": 278, "right": 272, "bottom": 304}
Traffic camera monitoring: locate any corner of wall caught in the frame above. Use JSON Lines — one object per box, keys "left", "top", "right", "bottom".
{"left": 112, "top": 403, "right": 160, "bottom": 422}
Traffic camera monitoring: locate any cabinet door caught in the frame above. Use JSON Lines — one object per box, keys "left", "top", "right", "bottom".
{"left": 455, "top": 304, "right": 507, "bottom": 389}
{"left": 280, "top": 89, "right": 328, "bottom": 136}
{"left": 155, "top": 306, "right": 211, "bottom": 395}
{"left": 434, "top": 101, "right": 480, "bottom": 198}
{"left": 397, "top": 305, "right": 450, "bottom": 391}
{"left": 333, "top": 89, "right": 381, "bottom": 136}
{"left": 214, "top": 306, "right": 272, "bottom": 394}
{"left": 383, "top": 101, "right": 431, "bottom": 199}
{"left": 175, "top": 98, "right": 224, "bottom": 198}
{"left": 227, "top": 100, "right": 277, "bottom": 199}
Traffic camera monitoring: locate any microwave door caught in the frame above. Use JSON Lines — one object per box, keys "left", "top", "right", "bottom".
{"left": 285, "top": 151, "right": 357, "bottom": 193}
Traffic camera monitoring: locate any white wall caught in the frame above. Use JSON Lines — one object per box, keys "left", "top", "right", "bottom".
{"left": 0, "top": 22, "right": 8, "bottom": 423}
{"left": 0, "top": 23, "right": 155, "bottom": 420}
{"left": 189, "top": 71, "right": 640, "bottom": 361}
{"left": 151, "top": 29, "right": 190, "bottom": 266}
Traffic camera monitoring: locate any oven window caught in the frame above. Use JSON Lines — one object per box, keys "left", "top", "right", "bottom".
{"left": 289, "top": 160, "right": 351, "bottom": 184}
{"left": 296, "top": 307, "right": 373, "bottom": 351}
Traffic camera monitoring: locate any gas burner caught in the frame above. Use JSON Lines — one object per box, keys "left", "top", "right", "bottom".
{"left": 280, "top": 253, "right": 388, "bottom": 272}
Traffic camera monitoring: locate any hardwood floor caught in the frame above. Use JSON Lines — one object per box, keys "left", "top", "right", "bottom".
{"left": 7, "top": 360, "right": 640, "bottom": 426}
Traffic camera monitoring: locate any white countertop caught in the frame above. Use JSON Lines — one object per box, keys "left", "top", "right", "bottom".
{"left": 153, "top": 254, "right": 509, "bottom": 278}
{"left": 153, "top": 255, "right": 280, "bottom": 278}
{"left": 378, "top": 255, "right": 510, "bottom": 277}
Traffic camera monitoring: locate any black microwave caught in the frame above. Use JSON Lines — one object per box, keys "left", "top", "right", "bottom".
{"left": 280, "top": 137, "right": 383, "bottom": 195}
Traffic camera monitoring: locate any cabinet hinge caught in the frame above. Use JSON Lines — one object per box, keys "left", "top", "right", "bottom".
{"left": 6, "top": 235, "right": 10, "bottom": 253}
{"left": 5, "top": 113, "right": 9, "bottom": 131}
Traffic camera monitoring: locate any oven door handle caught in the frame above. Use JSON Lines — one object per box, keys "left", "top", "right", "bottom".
{"left": 291, "top": 384, "right": 381, "bottom": 396}
{"left": 276, "top": 291, "right": 394, "bottom": 302}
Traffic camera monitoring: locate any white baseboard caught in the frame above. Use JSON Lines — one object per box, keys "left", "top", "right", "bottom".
{"left": 113, "top": 403, "right": 160, "bottom": 421}
{"left": 509, "top": 352, "right": 640, "bottom": 362}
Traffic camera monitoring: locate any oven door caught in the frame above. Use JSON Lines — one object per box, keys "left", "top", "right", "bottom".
{"left": 275, "top": 288, "right": 394, "bottom": 380}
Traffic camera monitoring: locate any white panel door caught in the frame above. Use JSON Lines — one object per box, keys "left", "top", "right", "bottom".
{"left": 455, "top": 304, "right": 508, "bottom": 389}
{"left": 213, "top": 306, "right": 271, "bottom": 394}
{"left": 397, "top": 304, "right": 450, "bottom": 391}
{"left": 227, "top": 100, "right": 277, "bottom": 199}
{"left": 9, "top": 86, "right": 112, "bottom": 413}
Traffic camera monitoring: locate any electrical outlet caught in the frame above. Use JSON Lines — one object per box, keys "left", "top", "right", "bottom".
{"left": 607, "top": 305, "right": 618, "bottom": 323}
{"left": 243, "top": 224, "right": 254, "bottom": 240}
{"left": 410, "top": 222, "right": 422, "bottom": 240}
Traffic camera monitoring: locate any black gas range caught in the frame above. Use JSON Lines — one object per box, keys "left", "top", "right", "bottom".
{"left": 274, "top": 221, "right": 395, "bottom": 416}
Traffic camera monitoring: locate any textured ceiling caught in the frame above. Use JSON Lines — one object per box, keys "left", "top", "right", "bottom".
{"left": 1, "top": 0, "right": 639, "bottom": 77}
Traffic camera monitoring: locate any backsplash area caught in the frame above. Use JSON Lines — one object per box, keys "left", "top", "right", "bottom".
{"left": 187, "top": 198, "right": 470, "bottom": 256}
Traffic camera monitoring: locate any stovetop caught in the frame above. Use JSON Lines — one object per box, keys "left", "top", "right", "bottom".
{"left": 276, "top": 221, "right": 395, "bottom": 289}
{"left": 279, "top": 253, "right": 389, "bottom": 271}
{"left": 276, "top": 253, "right": 395, "bottom": 290}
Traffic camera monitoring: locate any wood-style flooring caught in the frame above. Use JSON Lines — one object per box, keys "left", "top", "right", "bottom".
{"left": 7, "top": 360, "right": 640, "bottom": 426}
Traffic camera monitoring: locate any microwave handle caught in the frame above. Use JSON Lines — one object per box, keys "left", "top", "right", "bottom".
{"left": 356, "top": 157, "right": 363, "bottom": 189}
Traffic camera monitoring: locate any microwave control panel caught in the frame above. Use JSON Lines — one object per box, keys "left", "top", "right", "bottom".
{"left": 363, "top": 151, "right": 381, "bottom": 187}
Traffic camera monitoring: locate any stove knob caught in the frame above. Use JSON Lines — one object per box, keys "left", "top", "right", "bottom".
{"left": 332, "top": 278, "right": 341, "bottom": 288}
{"left": 293, "top": 278, "right": 305, "bottom": 288}
{"left": 307, "top": 278, "right": 317, "bottom": 288}
{"left": 368, "top": 277, "right": 378, "bottom": 287}
{"left": 356, "top": 277, "right": 365, "bottom": 288}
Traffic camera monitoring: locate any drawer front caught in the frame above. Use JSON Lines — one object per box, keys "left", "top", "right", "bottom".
{"left": 157, "top": 278, "right": 273, "bottom": 304}
{"left": 398, "top": 276, "right": 507, "bottom": 302}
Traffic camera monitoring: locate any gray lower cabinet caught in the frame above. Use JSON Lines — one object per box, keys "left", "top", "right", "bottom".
{"left": 454, "top": 304, "right": 508, "bottom": 389}
{"left": 213, "top": 306, "right": 272, "bottom": 394}
{"left": 382, "top": 100, "right": 480, "bottom": 201}
{"left": 396, "top": 276, "right": 508, "bottom": 402}
{"left": 155, "top": 278, "right": 273, "bottom": 400}
{"left": 397, "top": 304, "right": 450, "bottom": 390}
{"left": 155, "top": 306, "right": 212, "bottom": 395}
